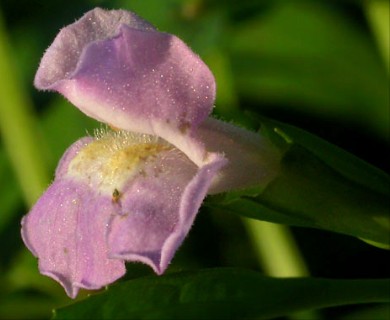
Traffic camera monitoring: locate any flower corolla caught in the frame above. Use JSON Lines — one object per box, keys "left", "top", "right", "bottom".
{"left": 21, "top": 8, "right": 280, "bottom": 298}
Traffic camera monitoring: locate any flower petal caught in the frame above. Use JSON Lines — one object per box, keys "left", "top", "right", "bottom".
{"left": 21, "top": 131, "right": 226, "bottom": 298}
{"left": 21, "top": 179, "right": 126, "bottom": 298}
{"left": 34, "top": 8, "right": 155, "bottom": 89}
{"left": 21, "top": 140, "right": 126, "bottom": 298}
{"left": 107, "top": 147, "right": 226, "bottom": 274}
{"left": 34, "top": 8, "right": 215, "bottom": 165}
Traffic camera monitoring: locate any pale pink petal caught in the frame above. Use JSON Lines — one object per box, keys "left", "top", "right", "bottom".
{"left": 34, "top": 8, "right": 155, "bottom": 89}
{"left": 107, "top": 150, "right": 226, "bottom": 273}
{"left": 34, "top": 8, "right": 215, "bottom": 165}
{"left": 21, "top": 178, "right": 126, "bottom": 298}
{"left": 21, "top": 132, "right": 226, "bottom": 298}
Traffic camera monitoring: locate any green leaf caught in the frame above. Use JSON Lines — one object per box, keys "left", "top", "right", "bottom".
{"left": 53, "top": 268, "right": 390, "bottom": 320}
{"left": 257, "top": 117, "right": 389, "bottom": 196}
{"left": 208, "top": 117, "right": 390, "bottom": 247}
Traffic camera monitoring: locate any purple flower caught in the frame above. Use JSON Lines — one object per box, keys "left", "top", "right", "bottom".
{"left": 21, "top": 8, "right": 280, "bottom": 298}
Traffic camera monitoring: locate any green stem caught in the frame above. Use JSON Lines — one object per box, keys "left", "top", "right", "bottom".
{"left": 243, "top": 219, "right": 320, "bottom": 319}
{"left": 243, "top": 219, "right": 309, "bottom": 277}
{"left": 365, "top": 0, "right": 390, "bottom": 73}
{"left": 0, "top": 9, "right": 50, "bottom": 206}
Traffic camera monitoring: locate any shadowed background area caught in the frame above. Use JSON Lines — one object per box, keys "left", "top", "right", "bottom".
{"left": 0, "top": 0, "right": 388, "bottom": 319}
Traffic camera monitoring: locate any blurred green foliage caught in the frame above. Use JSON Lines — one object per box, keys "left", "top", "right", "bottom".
{"left": 0, "top": 0, "right": 388, "bottom": 319}
{"left": 54, "top": 269, "right": 390, "bottom": 319}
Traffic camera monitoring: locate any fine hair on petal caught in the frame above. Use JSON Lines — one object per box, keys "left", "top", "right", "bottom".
{"left": 92, "top": 125, "right": 169, "bottom": 152}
